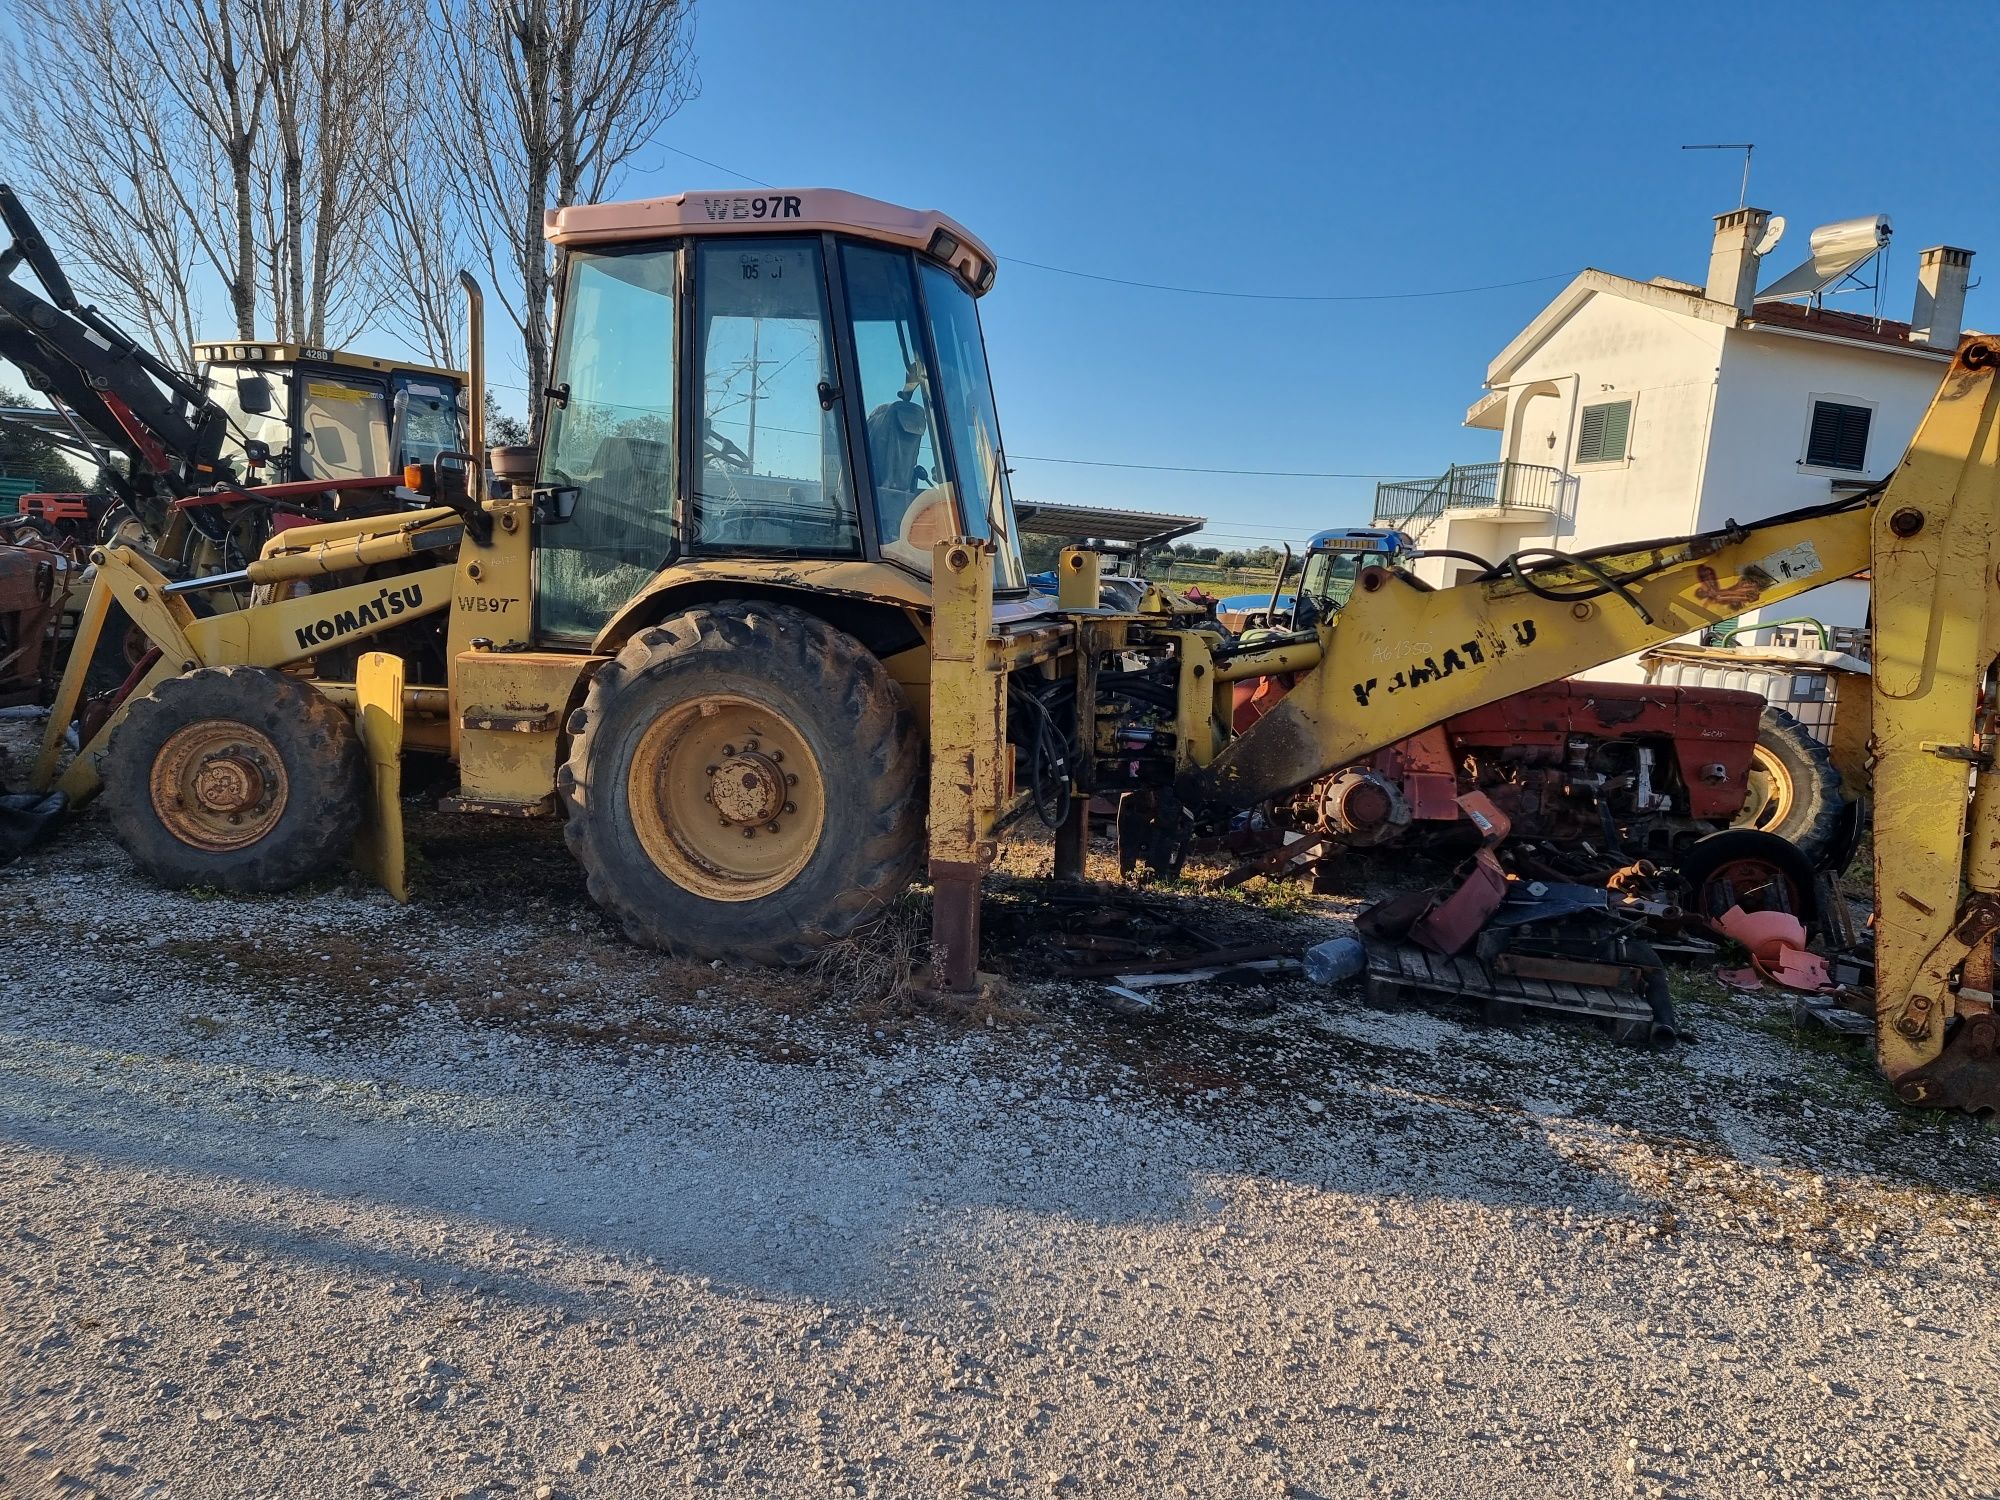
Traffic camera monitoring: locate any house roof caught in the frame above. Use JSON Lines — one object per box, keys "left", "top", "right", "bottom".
{"left": 1484, "top": 268, "right": 1954, "bottom": 387}
{"left": 1739, "top": 299, "right": 1945, "bottom": 354}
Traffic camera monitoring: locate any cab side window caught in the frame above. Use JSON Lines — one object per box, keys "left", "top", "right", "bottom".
{"left": 692, "top": 239, "right": 858, "bottom": 555}
{"left": 841, "top": 243, "right": 950, "bottom": 573}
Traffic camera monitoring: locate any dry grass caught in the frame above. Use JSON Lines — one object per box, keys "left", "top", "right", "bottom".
{"left": 807, "top": 896, "right": 935, "bottom": 1012}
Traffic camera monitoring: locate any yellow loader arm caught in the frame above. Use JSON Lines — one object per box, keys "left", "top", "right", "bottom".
{"left": 1189, "top": 338, "right": 2000, "bottom": 1112}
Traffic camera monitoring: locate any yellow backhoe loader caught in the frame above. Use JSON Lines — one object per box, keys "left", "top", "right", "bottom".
{"left": 27, "top": 187, "right": 2000, "bottom": 1114}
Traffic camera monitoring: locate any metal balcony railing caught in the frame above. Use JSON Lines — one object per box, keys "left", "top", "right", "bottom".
{"left": 1372, "top": 460, "right": 1576, "bottom": 529}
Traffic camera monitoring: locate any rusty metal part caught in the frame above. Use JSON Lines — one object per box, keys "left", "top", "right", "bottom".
{"left": 1892, "top": 1013, "right": 2000, "bottom": 1115}
{"left": 0, "top": 538, "right": 72, "bottom": 704}
{"left": 626, "top": 695, "right": 825, "bottom": 902}
{"left": 149, "top": 719, "right": 289, "bottom": 851}
{"left": 1216, "top": 833, "right": 1333, "bottom": 889}
{"left": 1313, "top": 769, "right": 1410, "bottom": 846}
{"left": 1410, "top": 849, "right": 1510, "bottom": 956}
{"left": 931, "top": 858, "right": 984, "bottom": 994}
{"left": 1053, "top": 792, "right": 1089, "bottom": 881}
{"left": 437, "top": 793, "right": 554, "bottom": 817}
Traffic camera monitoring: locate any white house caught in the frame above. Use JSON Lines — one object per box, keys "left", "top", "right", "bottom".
{"left": 1378, "top": 207, "right": 1977, "bottom": 676}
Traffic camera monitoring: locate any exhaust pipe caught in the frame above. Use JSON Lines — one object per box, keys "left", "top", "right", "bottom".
{"left": 457, "top": 270, "right": 485, "bottom": 493}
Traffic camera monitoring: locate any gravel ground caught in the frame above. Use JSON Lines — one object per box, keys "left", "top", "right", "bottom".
{"left": 4, "top": 784, "right": 2000, "bottom": 1498}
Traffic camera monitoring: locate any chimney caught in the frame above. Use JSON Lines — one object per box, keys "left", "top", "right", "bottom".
{"left": 1705, "top": 207, "right": 1773, "bottom": 315}
{"left": 1912, "top": 245, "right": 1974, "bottom": 348}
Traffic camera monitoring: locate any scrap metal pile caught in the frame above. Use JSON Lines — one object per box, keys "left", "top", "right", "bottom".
{"left": 1339, "top": 782, "right": 1870, "bottom": 1047}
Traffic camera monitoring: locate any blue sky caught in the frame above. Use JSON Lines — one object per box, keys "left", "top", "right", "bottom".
{"left": 8, "top": 0, "right": 1993, "bottom": 553}
{"left": 609, "top": 0, "right": 1990, "bottom": 551}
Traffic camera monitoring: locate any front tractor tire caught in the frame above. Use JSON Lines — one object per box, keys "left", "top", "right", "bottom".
{"left": 102, "top": 666, "right": 365, "bottom": 891}
{"left": 560, "top": 602, "right": 924, "bottom": 964}
{"left": 1733, "top": 705, "right": 1845, "bottom": 869}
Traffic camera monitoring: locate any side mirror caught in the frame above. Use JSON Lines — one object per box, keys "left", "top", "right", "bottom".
{"left": 534, "top": 484, "right": 580, "bottom": 525}
{"left": 236, "top": 373, "right": 275, "bottom": 415}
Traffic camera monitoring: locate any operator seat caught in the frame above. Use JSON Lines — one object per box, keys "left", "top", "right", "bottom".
{"left": 587, "top": 433, "right": 672, "bottom": 545}
{"left": 866, "top": 394, "right": 929, "bottom": 494}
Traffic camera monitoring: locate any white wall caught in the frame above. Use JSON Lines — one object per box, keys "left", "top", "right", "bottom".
{"left": 1696, "top": 330, "right": 1948, "bottom": 631}
{"left": 1421, "top": 288, "right": 1950, "bottom": 679}
{"left": 1418, "top": 288, "right": 1723, "bottom": 600}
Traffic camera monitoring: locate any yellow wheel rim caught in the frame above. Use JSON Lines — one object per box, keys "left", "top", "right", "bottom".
{"left": 150, "top": 719, "right": 289, "bottom": 852}
{"left": 1742, "top": 743, "right": 1796, "bottom": 832}
{"left": 627, "top": 694, "right": 826, "bottom": 902}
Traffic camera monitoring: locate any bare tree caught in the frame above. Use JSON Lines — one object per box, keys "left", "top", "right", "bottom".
{"left": 251, "top": 0, "right": 400, "bottom": 345}
{"left": 370, "top": 60, "right": 469, "bottom": 370}
{"left": 1, "top": 0, "right": 402, "bottom": 356}
{"left": 0, "top": 0, "right": 212, "bottom": 353}
{"left": 434, "top": 0, "right": 698, "bottom": 438}
{"left": 148, "top": 0, "right": 268, "bottom": 338}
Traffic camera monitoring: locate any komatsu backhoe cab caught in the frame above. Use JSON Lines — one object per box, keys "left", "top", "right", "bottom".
{"left": 532, "top": 189, "right": 1027, "bottom": 644}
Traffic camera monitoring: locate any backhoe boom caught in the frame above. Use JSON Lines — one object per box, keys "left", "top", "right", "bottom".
{"left": 1189, "top": 338, "right": 2000, "bottom": 1111}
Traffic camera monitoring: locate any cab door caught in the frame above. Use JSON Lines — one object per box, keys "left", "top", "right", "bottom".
{"left": 534, "top": 244, "right": 682, "bottom": 643}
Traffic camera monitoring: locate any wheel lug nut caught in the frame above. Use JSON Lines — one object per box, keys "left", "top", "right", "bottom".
{"left": 783, "top": 801, "right": 796, "bottom": 814}
{"left": 766, "top": 822, "right": 781, "bottom": 834}
{"left": 744, "top": 739, "right": 758, "bottom": 751}
{"left": 722, "top": 744, "right": 736, "bottom": 756}
{"left": 705, "top": 764, "right": 718, "bottom": 776}
{"left": 786, "top": 773, "right": 798, "bottom": 786}
{"left": 742, "top": 828, "right": 756, "bottom": 839}
{"left": 771, "top": 750, "right": 783, "bottom": 763}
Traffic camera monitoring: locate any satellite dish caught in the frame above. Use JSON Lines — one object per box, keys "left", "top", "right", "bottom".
{"left": 1753, "top": 214, "right": 1786, "bottom": 258}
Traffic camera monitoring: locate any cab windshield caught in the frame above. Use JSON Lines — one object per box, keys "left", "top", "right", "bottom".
{"left": 393, "top": 379, "right": 463, "bottom": 470}
{"left": 920, "top": 265, "right": 1024, "bottom": 590}
{"left": 1300, "top": 549, "right": 1367, "bottom": 615}
{"left": 845, "top": 245, "right": 1024, "bottom": 588}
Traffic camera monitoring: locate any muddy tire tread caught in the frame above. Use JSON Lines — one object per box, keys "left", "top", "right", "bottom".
{"left": 1741, "top": 705, "right": 1846, "bottom": 869}
{"left": 560, "top": 602, "right": 922, "bottom": 964}
{"left": 101, "top": 665, "right": 364, "bottom": 891}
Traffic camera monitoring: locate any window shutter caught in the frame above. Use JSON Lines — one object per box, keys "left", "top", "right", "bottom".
{"left": 1600, "top": 401, "right": 1630, "bottom": 460}
{"left": 1576, "top": 400, "right": 1630, "bottom": 463}
{"left": 1806, "top": 401, "right": 1871, "bottom": 471}
{"left": 1577, "top": 405, "right": 1606, "bottom": 462}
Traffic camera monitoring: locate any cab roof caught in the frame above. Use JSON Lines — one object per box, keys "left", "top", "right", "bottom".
{"left": 1305, "top": 526, "right": 1413, "bottom": 553}
{"left": 192, "top": 340, "right": 466, "bottom": 384}
{"left": 544, "top": 187, "right": 998, "bottom": 295}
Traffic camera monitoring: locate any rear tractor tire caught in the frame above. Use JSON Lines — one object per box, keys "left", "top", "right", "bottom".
{"left": 1734, "top": 705, "right": 1845, "bottom": 868}
{"left": 560, "top": 602, "right": 924, "bottom": 964}
{"left": 102, "top": 666, "right": 365, "bottom": 891}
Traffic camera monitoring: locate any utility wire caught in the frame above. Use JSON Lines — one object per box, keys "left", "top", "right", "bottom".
{"left": 1001, "top": 258, "right": 1567, "bottom": 303}
{"left": 1010, "top": 452, "right": 1419, "bottom": 479}
{"left": 483, "top": 374, "right": 1426, "bottom": 482}
{"left": 653, "top": 143, "right": 1565, "bottom": 306}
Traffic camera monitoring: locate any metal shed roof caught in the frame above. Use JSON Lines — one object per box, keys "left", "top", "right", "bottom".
{"left": 1013, "top": 501, "right": 1204, "bottom": 550}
